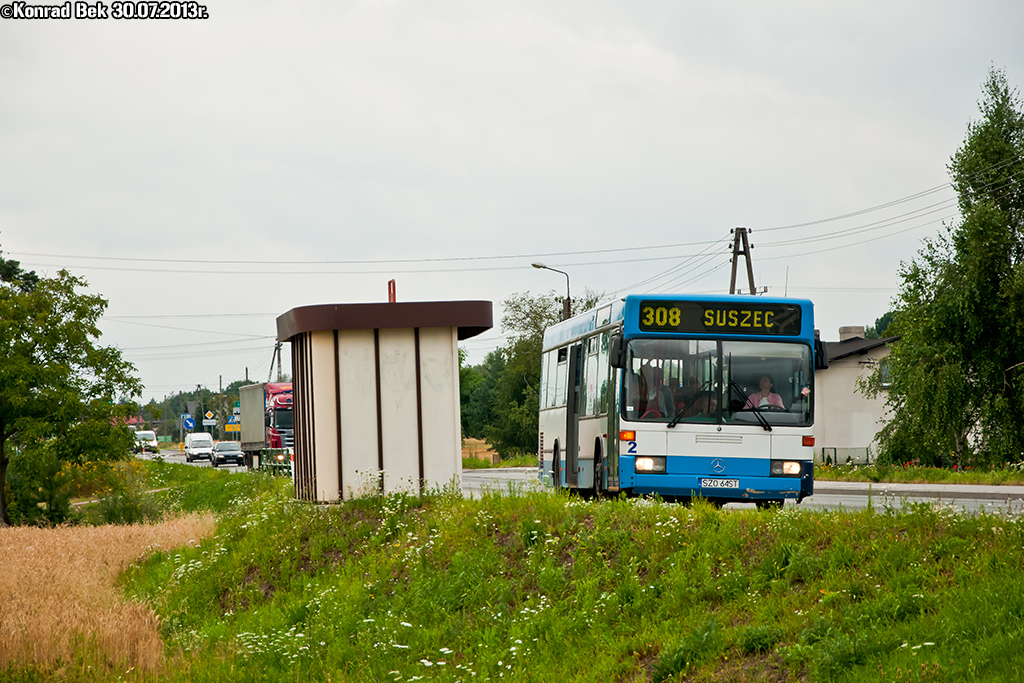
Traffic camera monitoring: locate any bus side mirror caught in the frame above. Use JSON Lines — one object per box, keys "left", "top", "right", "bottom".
{"left": 814, "top": 330, "right": 829, "bottom": 370}
{"left": 610, "top": 334, "right": 626, "bottom": 369}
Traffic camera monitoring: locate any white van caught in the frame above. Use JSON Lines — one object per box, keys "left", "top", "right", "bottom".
{"left": 134, "top": 430, "right": 159, "bottom": 454}
{"left": 184, "top": 432, "right": 215, "bottom": 462}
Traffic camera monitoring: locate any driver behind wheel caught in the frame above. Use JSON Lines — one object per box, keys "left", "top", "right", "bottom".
{"left": 744, "top": 374, "right": 785, "bottom": 410}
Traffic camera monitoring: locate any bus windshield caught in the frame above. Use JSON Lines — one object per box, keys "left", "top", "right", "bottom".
{"left": 622, "top": 338, "right": 812, "bottom": 426}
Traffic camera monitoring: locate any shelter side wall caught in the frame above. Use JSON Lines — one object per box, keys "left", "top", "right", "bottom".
{"left": 292, "top": 332, "right": 316, "bottom": 501}
{"left": 337, "top": 329, "right": 380, "bottom": 499}
{"left": 418, "top": 327, "right": 461, "bottom": 489}
{"left": 378, "top": 328, "right": 421, "bottom": 493}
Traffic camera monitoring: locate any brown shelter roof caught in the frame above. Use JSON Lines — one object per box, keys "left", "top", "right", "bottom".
{"left": 277, "top": 300, "right": 493, "bottom": 342}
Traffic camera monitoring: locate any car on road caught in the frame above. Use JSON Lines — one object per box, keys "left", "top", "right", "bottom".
{"left": 184, "top": 432, "right": 215, "bottom": 462}
{"left": 211, "top": 441, "right": 244, "bottom": 468}
{"left": 133, "top": 430, "right": 159, "bottom": 454}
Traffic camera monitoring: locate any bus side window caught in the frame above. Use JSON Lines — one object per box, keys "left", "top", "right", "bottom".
{"left": 554, "top": 347, "right": 569, "bottom": 406}
{"left": 585, "top": 336, "right": 600, "bottom": 415}
{"left": 540, "top": 351, "right": 554, "bottom": 408}
{"left": 598, "top": 332, "right": 610, "bottom": 414}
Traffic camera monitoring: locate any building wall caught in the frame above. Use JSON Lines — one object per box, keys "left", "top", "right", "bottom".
{"left": 814, "top": 346, "right": 890, "bottom": 460}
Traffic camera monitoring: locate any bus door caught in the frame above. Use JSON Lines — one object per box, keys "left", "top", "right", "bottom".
{"left": 564, "top": 343, "right": 583, "bottom": 487}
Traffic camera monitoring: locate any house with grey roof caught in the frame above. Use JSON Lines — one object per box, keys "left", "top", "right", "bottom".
{"left": 814, "top": 326, "right": 900, "bottom": 464}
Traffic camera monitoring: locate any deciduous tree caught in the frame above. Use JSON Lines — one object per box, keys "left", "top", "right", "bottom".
{"left": 863, "top": 69, "right": 1024, "bottom": 467}
{"left": 486, "top": 288, "right": 602, "bottom": 457}
{"left": 0, "top": 253, "right": 142, "bottom": 525}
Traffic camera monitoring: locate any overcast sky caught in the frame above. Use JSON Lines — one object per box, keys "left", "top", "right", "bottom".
{"left": 2, "top": 1, "right": 1023, "bottom": 404}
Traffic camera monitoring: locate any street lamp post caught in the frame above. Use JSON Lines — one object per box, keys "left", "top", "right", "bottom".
{"left": 531, "top": 262, "right": 571, "bottom": 321}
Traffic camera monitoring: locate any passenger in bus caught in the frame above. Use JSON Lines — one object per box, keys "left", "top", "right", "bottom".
{"left": 668, "top": 376, "right": 684, "bottom": 410}
{"left": 679, "top": 376, "right": 699, "bottom": 405}
{"left": 680, "top": 382, "right": 717, "bottom": 418}
{"left": 639, "top": 363, "right": 673, "bottom": 418}
{"left": 744, "top": 374, "right": 785, "bottom": 410}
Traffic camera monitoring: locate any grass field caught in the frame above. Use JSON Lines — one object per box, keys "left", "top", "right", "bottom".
{"left": 4, "top": 460, "right": 1024, "bottom": 682}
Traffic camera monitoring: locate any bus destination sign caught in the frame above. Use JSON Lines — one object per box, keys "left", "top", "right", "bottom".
{"left": 637, "top": 300, "right": 802, "bottom": 336}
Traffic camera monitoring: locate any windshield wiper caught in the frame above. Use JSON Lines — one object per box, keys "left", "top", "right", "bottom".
{"left": 667, "top": 380, "right": 713, "bottom": 428}
{"left": 728, "top": 380, "right": 772, "bottom": 432}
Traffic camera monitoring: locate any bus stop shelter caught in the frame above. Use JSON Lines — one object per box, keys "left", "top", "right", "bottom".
{"left": 277, "top": 300, "right": 492, "bottom": 501}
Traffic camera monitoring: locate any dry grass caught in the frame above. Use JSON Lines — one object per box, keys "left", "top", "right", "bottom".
{"left": 0, "top": 513, "right": 216, "bottom": 674}
{"left": 462, "top": 437, "right": 499, "bottom": 464}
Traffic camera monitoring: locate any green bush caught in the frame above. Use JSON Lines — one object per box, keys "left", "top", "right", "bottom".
{"left": 738, "top": 624, "right": 783, "bottom": 654}
{"left": 652, "top": 619, "right": 722, "bottom": 682}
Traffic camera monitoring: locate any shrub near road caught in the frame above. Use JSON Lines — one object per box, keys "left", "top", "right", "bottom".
{"left": 110, "top": 484, "right": 1024, "bottom": 682}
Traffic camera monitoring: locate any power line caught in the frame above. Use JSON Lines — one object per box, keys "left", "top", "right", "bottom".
{"left": 103, "top": 318, "right": 275, "bottom": 338}
{"left": 759, "top": 217, "right": 947, "bottom": 261}
{"left": 756, "top": 183, "right": 953, "bottom": 232}
{"left": 13, "top": 157, "right": 1024, "bottom": 279}
{"left": 12, "top": 238, "right": 725, "bottom": 267}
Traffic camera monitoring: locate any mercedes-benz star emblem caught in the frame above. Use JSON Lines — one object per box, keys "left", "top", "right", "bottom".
{"left": 711, "top": 458, "right": 726, "bottom": 473}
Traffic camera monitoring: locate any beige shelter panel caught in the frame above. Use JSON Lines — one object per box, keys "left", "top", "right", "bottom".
{"left": 418, "top": 327, "right": 461, "bottom": 490}
{"left": 378, "top": 328, "right": 421, "bottom": 494}
{"left": 337, "top": 329, "right": 380, "bottom": 499}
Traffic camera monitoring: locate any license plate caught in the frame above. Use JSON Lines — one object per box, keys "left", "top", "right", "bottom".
{"left": 701, "top": 478, "right": 739, "bottom": 489}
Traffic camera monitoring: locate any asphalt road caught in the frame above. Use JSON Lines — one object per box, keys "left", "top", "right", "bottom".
{"left": 139, "top": 447, "right": 246, "bottom": 470}
{"left": 146, "top": 450, "right": 1024, "bottom": 514}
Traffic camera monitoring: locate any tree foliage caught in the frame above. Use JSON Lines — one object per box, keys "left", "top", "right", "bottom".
{"left": 482, "top": 288, "right": 603, "bottom": 458}
{"left": 863, "top": 69, "right": 1024, "bottom": 467}
{"left": 461, "top": 349, "right": 503, "bottom": 439}
{"left": 0, "top": 253, "right": 142, "bottom": 524}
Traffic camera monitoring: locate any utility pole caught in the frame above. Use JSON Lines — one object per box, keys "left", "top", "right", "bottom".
{"left": 729, "top": 227, "right": 758, "bottom": 295}
{"left": 268, "top": 342, "right": 281, "bottom": 383}
{"left": 277, "top": 341, "right": 283, "bottom": 382}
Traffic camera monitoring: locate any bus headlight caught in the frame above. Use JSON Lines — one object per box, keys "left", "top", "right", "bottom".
{"left": 635, "top": 456, "right": 666, "bottom": 473}
{"left": 771, "top": 460, "right": 801, "bottom": 476}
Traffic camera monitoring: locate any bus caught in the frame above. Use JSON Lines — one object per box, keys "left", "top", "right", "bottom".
{"left": 536, "top": 294, "right": 828, "bottom": 506}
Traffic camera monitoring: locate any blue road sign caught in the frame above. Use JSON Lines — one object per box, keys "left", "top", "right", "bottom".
{"left": 183, "top": 415, "right": 195, "bottom": 430}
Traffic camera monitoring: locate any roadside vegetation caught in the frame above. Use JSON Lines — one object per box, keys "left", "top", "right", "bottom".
{"left": 5, "top": 463, "right": 1024, "bottom": 682}
{"left": 816, "top": 462, "right": 1024, "bottom": 486}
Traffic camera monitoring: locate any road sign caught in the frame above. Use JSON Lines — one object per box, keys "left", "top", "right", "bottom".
{"left": 227, "top": 415, "right": 239, "bottom": 424}
{"left": 205, "top": 411, "right": 214, "bottom": 420}
{"left": 183, "top": 416, "right": 195, "bottom": 430}
{"left": 224, "top": 423, "right": 240, "bottom": 432}
{"left": 202, "top": 418, "right": 217, "bottom": 427}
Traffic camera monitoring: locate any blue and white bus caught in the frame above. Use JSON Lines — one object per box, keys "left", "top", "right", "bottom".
{"left": 537, "top": 294, "right": 828, "bottom": 506}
